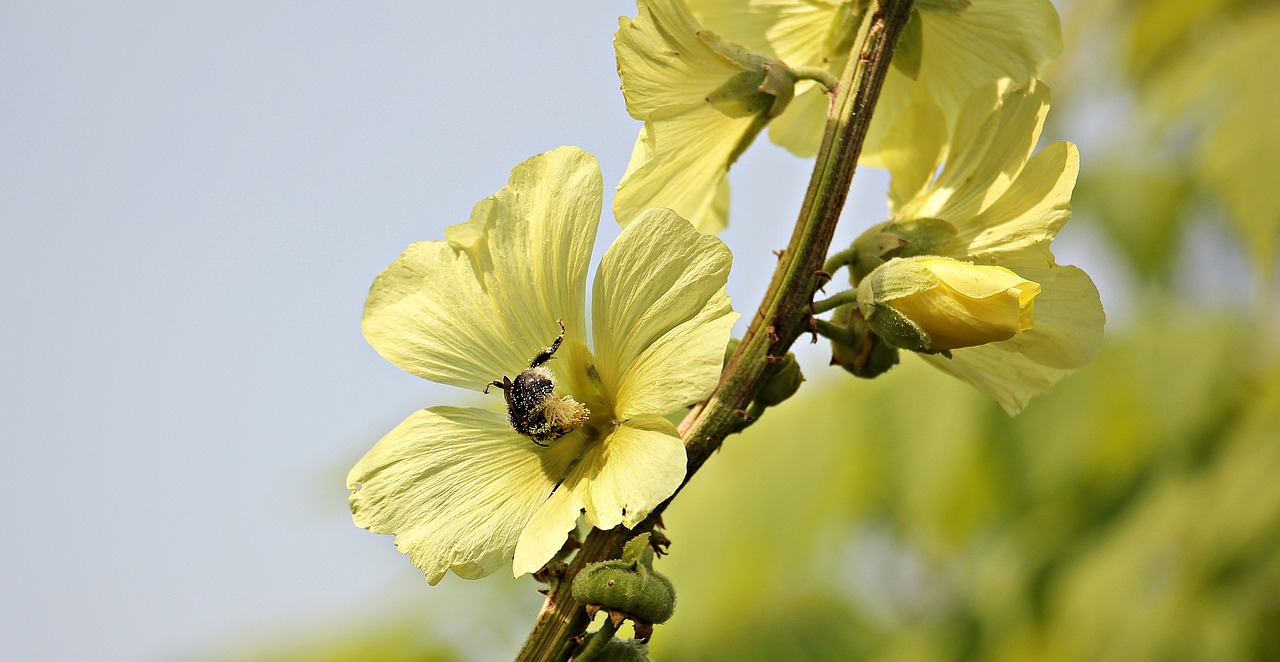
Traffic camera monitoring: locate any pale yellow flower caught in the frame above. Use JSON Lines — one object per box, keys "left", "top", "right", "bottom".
{"left": 871, "top": 80, "right": 1104, "bottom": 414}
{"left": 349, "top": 147, "right": 737, "bottom": 583}
{"left": 687, "top": 0, "right": 1062, "bottom": 165}
{"left": 614, "top": 0, "right": 797, "bottom": 234}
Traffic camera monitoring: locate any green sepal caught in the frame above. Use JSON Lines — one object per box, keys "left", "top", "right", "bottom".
{"left": 892, "top": 9, "right": 924, "bottom": 81}
{"left": 572, "top": 533, "right": 677, "bottom": 625}
{"left": 863, "top": 302, "right": 934, "bottom": 354}
{"left": 621, "top": 531, "right": 657, "bottom": 567}
{"left": 701, "top": 31, "right": 797, "bottom": 119}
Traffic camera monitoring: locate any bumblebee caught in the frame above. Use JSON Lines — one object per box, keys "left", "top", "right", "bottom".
{"left": 485, "top": 321, "right": 589, "bottom": 445}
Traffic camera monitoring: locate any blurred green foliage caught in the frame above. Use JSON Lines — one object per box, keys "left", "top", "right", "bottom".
{"left": 653, "top": 313, "right": 1280, "bottom": 661}
{"left": 1060, "top": 0, "right": 1280, "bottom": 282}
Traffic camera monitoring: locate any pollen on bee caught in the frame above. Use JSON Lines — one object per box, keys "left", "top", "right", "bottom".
{"left": 542, "top": 394, "right": 590, "bottom": 431}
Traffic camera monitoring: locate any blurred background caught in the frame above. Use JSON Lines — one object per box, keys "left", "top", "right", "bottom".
{"left": 2, "top": 0, "right": 1277, "bottom": 660}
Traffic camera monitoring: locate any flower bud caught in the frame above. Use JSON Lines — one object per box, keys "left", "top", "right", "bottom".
{"left": 856, "top": 256, "right": 1040, "bottom": 353}
{"left": 572, "top": 533, "right": 676, "bottom": 626}
{"left": 828, "top": 305, "right": 901, "bottom": 378}
{"left": 756, "top": 351, "right": 804, "bottom": 407}
{"left": 700, "top": 32, "right": 796, "bottom": 119}
{"left": 846, "top": 217, "right": 958, "bottom": 283}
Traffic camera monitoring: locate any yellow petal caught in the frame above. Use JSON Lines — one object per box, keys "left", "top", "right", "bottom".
{"left": 702, "top": 0, "right": 1061, "bottom": 164}
{"left": 963, "top": 141, "right": 1079, "bottom": 261}
{"left": 615, "top": 0, "right": 752, "bottom": 121}
{"left": 901, "top": 80, "right": 1051, "bottom": 223}
{"left": 688, "top": 0, "right": 841, "bottom": 67}
{"left": 880, "top": 100, "right": 949, "bottom": 214}
{"left": 512, "top": 473, "right": 585, "bottom": 578}
{"left": 582, "top": 415, "right": 687, "bottom": 529}
{"left": 920, "top": 263, "right": 1104, "bottom": 414}
{"left": 347, "top": 407, "right": 583, "bottom": 584}
{"left": 614, "top": 106, "right": 764, "bottom": 233}
{"left": 513, "top": 417, "right": 686, "bottom": 575}
{"left": 592, "top": 208, "right": 736, "bottom": 419}
{"left": 361, "top": 146, "right": 599, "bottom": 394}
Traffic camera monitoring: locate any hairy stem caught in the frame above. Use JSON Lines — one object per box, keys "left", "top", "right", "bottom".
{"left": 574, "top": 615, "right": 620, "bottom": 661}
{"left": 812, "top": 289, "right": 860, "bottom": 315}
{"left": 791, "top": 65, "right": 842, "bottom": 93}
{"left": 513, "top": 2, "right": 915, "bottom": 659}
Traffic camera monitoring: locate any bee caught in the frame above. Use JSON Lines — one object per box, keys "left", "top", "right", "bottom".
{"left": 485, "top": 321, "right": 589, "bottom": 446}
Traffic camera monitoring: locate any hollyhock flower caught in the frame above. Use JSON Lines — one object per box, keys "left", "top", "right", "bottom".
{"left": 348, "top": 146, "right": 736, "bottom": 583}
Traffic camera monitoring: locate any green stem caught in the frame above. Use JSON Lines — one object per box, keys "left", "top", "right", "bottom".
{"left": 513, "top": 2, "right": 915, "bottom": 659}
{"left": 792, "top": 65, "right": 841, "bottom": 93}
{"left": 574, "top": 616, "right": 621, "bottom": 661}
{"left": 823, "top": 245, "right": 859, "bottom": 276}
{"left": 812, "top": 290, "right": 859, "bottom": 315}
{"left": 812, "top": 318, "right": 859, "bottom": 345}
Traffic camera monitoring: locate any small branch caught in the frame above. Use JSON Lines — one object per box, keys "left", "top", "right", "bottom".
{"left": 792, "top": 65, "right": 841, "bottom": 93}
{"left": 823, "top": 245, "right": 859, "bottom": 276}
{"left": 812, "top": 318, "right": 859, "bottom": 345}
{"left": 574, "top": 615, "right": 620, "bottom": 660}
{"left": 811, "top": 290, "right": 859, "bottom": 315}
{"left": 513, "top": 2, "right": 916, "bottom": 659}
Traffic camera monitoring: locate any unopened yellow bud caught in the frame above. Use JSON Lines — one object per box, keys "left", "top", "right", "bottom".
{"left": 857, "top": 257, "right": 1040, "bottom": 353}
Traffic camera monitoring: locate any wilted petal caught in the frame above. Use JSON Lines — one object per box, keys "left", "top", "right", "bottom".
{"left": 615, "top": 0, "right": 757, "bottom": 121}
{"left": 690, "top": 0, "right": 1061, "bottom": 165}
{"left": 688, "top": 0, "right": 837, "bottom": 67}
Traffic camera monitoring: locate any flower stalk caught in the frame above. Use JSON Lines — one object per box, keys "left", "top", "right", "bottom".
{"left": 513, "top": 1, "right": 916, "bottom": 659}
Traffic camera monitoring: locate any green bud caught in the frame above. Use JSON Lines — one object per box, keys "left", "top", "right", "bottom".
{"left": 756, "top": 352, "right": 804, "bottom": 407}
{"left": 829, "top": 305, "right": 900, "bottom": 378}
{"left": 846, "top": 217, "right": 959, "bottom": 283}
{"left": 724, "top": 338, "right": 804, "bottom": 411}
{"left": 572, "top": 533, "right": 676, "bottom": 626}
{"left": 700, "top": 31, "right": 796, "bottom": 119}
